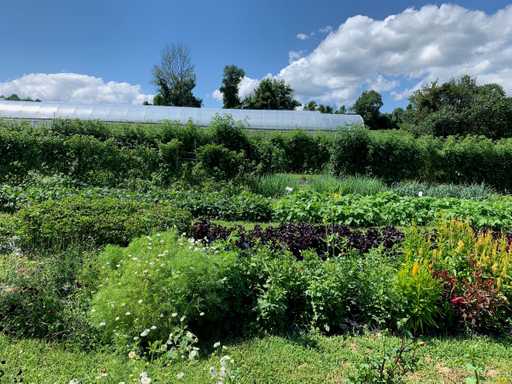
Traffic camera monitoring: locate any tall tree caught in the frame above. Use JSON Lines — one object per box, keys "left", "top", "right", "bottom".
{"left": 152, "top": 44, "right": 202, "bottom": 107}
{"left": 352, "top": 90, "right": 383, "bottom": 129}
{"left": 219, "top": 65, "right": 245, "bottom": 109}
{"left": 304, "top": 101, "right": 318, "bottom": 111}
{"left": 335, "top": 105, "right": 347, "bottom": 114}
{"left": 304, "top": 100, "right": 347, "bottom": 114}
{"left": 407, "top": 75, "right": 512, "bottom": 138}
{"left": 243, "top": 78, "right": 300, "bottom": 110}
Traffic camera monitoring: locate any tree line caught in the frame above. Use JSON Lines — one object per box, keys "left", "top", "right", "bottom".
{"left": 4, "top": 42, "right": 511, "bottom": 138}
{"left": 149, "top": 43, "right": 512, "bottom": 139}
{"left": 0, "top": 94, "right": 41, "bottom": 102}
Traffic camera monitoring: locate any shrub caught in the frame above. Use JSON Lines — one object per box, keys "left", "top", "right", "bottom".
{"left": 0, "top": 213, "right": 18, "bottom": 254}
{"left": 283, "top": 131, "right": 330, "bottom": 172}
{"left": 0, "top": 249, "right": 92, "bottom": 340}
{"left": 158, "top": 138, "right": 183, "bottom": 178}
{"left": 195, "top": 144, "right": 245, "bottom": 180}
{"left": 403, "top": 221, "right": 512, "bottom": 332}
{"left": 210, "top": 115, "right": 252, "bottom": 155}
{"left": 331, "top": 128, "right": 371, "bottom": 176}
{"left": 18, "top": 196, "right": 192, "bottom": 249}
{"left": 90, "top": 231, "right": 238, "bottom": 345}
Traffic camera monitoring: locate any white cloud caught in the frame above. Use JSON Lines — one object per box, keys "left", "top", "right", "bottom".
{"left": 296, "top": 33, "right": 309, "bottom": 41}
{"left": 212, "top": 89, "right": 223, "bottom": 102}
{"left": 319, "top": 25, "right": 333, "bottom": 34}
{"left": 288, "top": 50, "right": 306, "bottom": 64}
{"left": 0, "top": 73, "right": 153, "bottom": 105}
{"left": 274, "top": 4, "right": 512, "bottom": 105}
{"left": 238, "top": 76, "right": 262, "bottom": 99}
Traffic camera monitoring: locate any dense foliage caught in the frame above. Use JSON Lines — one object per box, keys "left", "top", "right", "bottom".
{"left": 4, "top": 118, "right": 512, "bottom": 190}
{"left": 331, "top": 129, "right": 512, "bottom": 190}
{"left": 406, "top": 75, "right": 512, "bottom": 139}
{"left": 190, "top": 221, "right": 403, "bottom": 258}
{"left": 18, "top": 196, "right": 192, "bottom": 249}
{"left": 274, "top": 191, "right": 512, "bottom": 229}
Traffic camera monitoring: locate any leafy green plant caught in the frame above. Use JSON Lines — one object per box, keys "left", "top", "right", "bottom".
{"left": 348, "top": 334, "right": 421, "bottom": 384}
{"left": 194, "top": 144, "right": 246, "bottom": 180}
{"left": 274, "top": 191, "right": 512, "bottom": 229}
{"left": 18, "top": 196, "right": 192, "bottom": 249}
{"left": 90, "top": 231, "right": 238, "bottom": 346}
{"left": 394, "top": 260, "right": 442, "bottom": 334}
{"left": 0, "top": 249, "right": 94, "bottom": 340}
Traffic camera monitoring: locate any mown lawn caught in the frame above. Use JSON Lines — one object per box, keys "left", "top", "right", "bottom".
{"left": 1, "top": 333, "right": 511, "bottom": 383}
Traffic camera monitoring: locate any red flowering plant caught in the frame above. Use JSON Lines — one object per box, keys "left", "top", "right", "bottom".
{"left": 433, "top": 268, "right": 507, "bottom": 333}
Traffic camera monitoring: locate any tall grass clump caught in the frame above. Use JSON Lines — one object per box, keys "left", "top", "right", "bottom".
{"left": 391, "top": 181, "right": 496, "bottom": 200}
{"left": 246, "top": 173, "right": 386, "bottom": 197}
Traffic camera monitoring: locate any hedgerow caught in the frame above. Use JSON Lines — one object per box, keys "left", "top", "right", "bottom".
{"left": 4, "top": 119, "right": 512, "bottom": 190}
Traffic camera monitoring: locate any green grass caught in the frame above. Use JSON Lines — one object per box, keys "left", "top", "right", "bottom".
{"left": 1, "top": 334, "right": 511, "bottom": 383}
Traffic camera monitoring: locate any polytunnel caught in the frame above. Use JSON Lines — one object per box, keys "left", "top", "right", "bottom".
{"left": 0, "top": 100, "right": 364, "bottom": 131}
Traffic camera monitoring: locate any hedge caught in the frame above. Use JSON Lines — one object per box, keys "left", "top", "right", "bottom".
{"left": 3, "top": 119, "right": 512, "bottom": 190}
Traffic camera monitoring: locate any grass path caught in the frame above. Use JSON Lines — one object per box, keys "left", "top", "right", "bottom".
{"left": 1, "top": 334, "right": 511, "bottom": 383}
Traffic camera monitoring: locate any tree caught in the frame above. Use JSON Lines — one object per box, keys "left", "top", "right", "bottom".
{"left": 152, "top": 44, "right": 202, "bottom": 107}
{"left": 352, "top": 90, "right": 383, "bottom": 129}
{"left": 317, "top": 104, "right": 334, "bottom": 114}
{"left": 407, "top": 75, "right": 512, "bottom": 138}
{"left": 219, "top": 65, "right": 245, "bottom": 109}
{"left": 304, "top": 101, "right": 318, "bottom": 111}
{"left": 304, "top": 100, "right": 341, "bottom": 114}
{"left": 243, "top": 78, "right": 300, "bottom": 110}
{"left": 335, "top": 105, "right": 347, "bottom": 114}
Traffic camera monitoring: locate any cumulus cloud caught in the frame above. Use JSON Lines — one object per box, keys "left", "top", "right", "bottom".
{"left": 288, "top": 50, "right": 307, "bottom": 64}
{"left": 0, "top": 73, "right": 153, "bottom": 105}
{"left": 296, "top": 33, "right": 309, "bottom": 41}
{"left": 276, "top": 4, "right": 512, "bottom": 105}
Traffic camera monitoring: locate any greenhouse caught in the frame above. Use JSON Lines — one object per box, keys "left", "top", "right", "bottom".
{"left": 0, "top": 100, "right": 363, "bottom": 131}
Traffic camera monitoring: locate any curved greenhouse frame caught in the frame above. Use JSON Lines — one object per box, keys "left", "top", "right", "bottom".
{"left": 0, "top": 100, "right": 364, "bottom": 131}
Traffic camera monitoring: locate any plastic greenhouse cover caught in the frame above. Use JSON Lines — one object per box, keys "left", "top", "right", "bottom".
{"left": 0, "top": 100, "right": 364, "bottom": 130}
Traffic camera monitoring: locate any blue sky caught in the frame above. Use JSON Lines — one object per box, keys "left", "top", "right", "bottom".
{"left": 1, "top": 1, "right": 512, "bottom": 111}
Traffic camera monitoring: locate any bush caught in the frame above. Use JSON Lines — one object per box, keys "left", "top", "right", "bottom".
{"left": 5, "top": 118, "right": 512, "bottom": 190}
{"left": 283, "top": 131, "right": 330, "bottom": 172}
{"left": 0, "top": 213, "right": 18, "bottom": 254}
{"left": 90, "top": 231, "right": 238, "bottom": 345}
{"left": 0, "top": 249, "right": 93, "bottom": 340}
{"left": 18, "top": 196, "right": 192, "bottom": 249}
{"left": 210, "top": 115, "right": 252, "bottom": 155}
{"left": 195, "top": 144, "right": 246, "bottom": 180}
{"left": 331, "top": 128, "right": 371, "bottom": 176}
{"left": 403, "top": 221, "right": 512, "bottom": 332}
{"left": 158, "top": 138, "right": 183, "bottom": 178}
